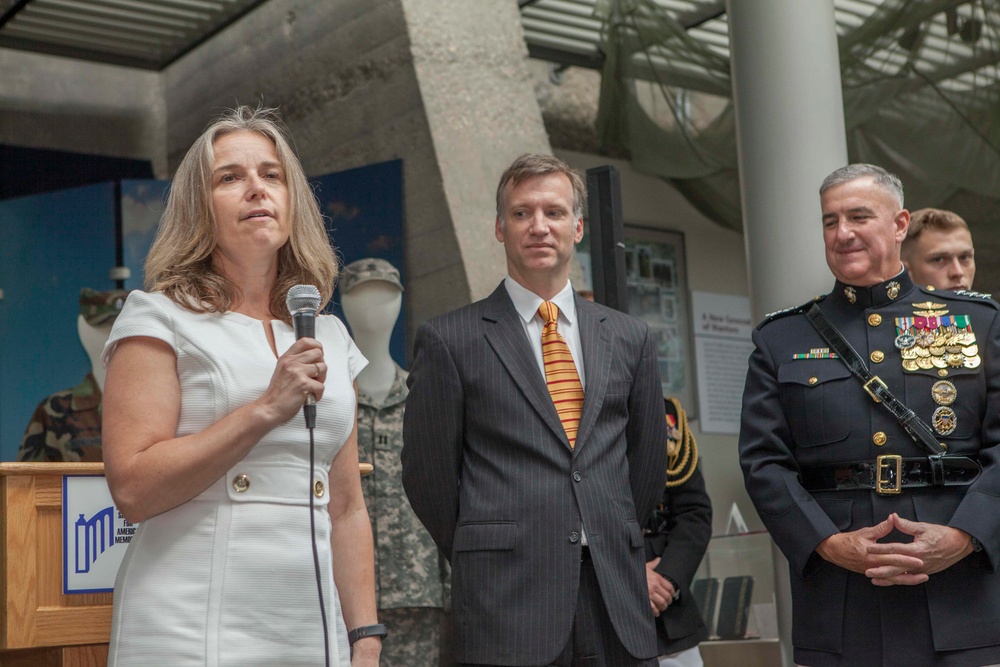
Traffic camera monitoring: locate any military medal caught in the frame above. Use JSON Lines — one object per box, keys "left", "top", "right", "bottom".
{"left": 932, "top": 406, "right": 957, "bottom": 436}
{"left": 665, "top": 414, "right": 679, "bottom": 457}
{"left": 915, "top": 329, "right": 936, "bottom": 347}
{"left": 897, "top": 304, "right": 979, "bottom": 374}
{"left": 931, "top": 380, "right": 957, "bottom": 406}
{"left": 844, "top": 286, "right": 857, "bottom": 303}
{"left": 895, "top": 332, "right": 915, "bottom": 349}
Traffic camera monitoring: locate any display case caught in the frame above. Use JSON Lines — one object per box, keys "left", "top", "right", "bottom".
{"left": 692, "top": 531, "right": 782, "bottom": 667}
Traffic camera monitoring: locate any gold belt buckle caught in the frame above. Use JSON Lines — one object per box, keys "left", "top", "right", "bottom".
{"left": 876, "top": 454, "right": 903, "bottom": 495}
{"left": 863, "top": 376, "right": 888, "bottom": 404}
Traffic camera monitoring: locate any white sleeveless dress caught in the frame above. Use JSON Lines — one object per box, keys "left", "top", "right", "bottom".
{"left": 103, "top": 291, "right": 366, "bottom": 666}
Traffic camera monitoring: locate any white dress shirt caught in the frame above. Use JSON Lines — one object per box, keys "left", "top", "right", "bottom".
{"left": 504, "top": 276, "right": 588, "bottom": 543}
{"left": 503, "top": 276, "right": 586, "bottom": 389}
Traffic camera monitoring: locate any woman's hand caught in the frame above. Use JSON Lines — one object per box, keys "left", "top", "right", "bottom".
{"left": 254, "top": 337, "right": 327, "bottom": 426}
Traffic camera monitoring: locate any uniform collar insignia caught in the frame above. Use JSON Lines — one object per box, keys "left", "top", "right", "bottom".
{"left": 833, "top": 272, "right": 914, "bottom": 309}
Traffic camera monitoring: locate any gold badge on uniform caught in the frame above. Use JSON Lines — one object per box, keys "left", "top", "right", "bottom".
{"left": 895, "top": 304, "right": 980, "bottom": 374}
{"left": 844, "top": 286, "right": 857, "bottom": 304}
{"left": 887, "top": 281, "right": 901, "bottom": 300}
{"left": 931, "top": 380, "right": 957, "bottom": 406}
{"left": 932, "top": 406, "right": 957, "bottom": 436}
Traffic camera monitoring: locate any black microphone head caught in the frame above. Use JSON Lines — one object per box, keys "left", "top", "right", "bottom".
{"left": 286, "top": 284, "right": 321, "bottom": 315}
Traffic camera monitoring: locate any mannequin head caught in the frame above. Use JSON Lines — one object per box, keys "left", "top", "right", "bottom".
{"left": 340, "top": 258, "right": 404, "bottom": 341}
{"left": 340, "top": 257, "right": 403, "bottom": 340}
{"left": 78, "top": 288, "right": 130, "bottom": 390}
{"left": 341, "top": 282, "right": 402, "bottom": 336}
{"left": 340, "top": 259, "right": 404, "bottom": 403}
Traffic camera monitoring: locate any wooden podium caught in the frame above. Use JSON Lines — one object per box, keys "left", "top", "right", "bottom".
{"left": 0, "top": 463, "right": 111, "bottom": 666}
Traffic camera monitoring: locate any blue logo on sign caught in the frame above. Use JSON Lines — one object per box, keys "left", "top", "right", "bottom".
{"left": 74, "top": 506, "right": 115, "bottom": 574}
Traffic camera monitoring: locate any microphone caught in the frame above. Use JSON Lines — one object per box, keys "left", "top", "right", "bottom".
{"left": 286, "top": 284, "right": 322, "bottom": 429}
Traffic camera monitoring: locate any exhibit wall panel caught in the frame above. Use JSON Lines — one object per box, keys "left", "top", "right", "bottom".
{"left": 0, "top": 184, "right": 117, "bottom": 461}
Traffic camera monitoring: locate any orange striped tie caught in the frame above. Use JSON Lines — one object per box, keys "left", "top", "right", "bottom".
{"left": 538, "top": 301, "right": 585, "bottom": 448}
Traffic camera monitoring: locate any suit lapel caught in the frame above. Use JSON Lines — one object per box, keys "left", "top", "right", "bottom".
{"left": 482, "top": 284, "right": 569, "bottom": 446}
{"left": 575, "top": 296, "right": 611, "bottom": 452}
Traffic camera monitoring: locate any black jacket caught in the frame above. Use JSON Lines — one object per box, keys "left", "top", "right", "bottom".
{"left": 644, "top": 399, "right": 712, "bottom": 655}
{"left": 739, "top": 271, "right": 1000, "bottom": 667}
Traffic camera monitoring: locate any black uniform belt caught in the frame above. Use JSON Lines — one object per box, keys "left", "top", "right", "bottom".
{"left": 800, "top": 455, "right": 981, "bottom": 495}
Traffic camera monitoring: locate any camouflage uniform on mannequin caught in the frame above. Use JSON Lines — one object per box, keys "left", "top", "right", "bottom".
{"left": 342, "top": 259, "right": 450, "bottom": 666}
{"left": 17, "top": 288, "right": 130, "bottom": 462}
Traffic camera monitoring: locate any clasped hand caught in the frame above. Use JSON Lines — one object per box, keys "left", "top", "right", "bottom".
{"left": 646, "top": 557, "right": 677, "bottom": 617}
{"left": 816, "top": 512, "right": 974, "bottom": 586}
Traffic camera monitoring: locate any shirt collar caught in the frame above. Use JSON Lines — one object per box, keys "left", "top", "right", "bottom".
{"left": 504, "top": 276, "right": 577, "bottom": 325}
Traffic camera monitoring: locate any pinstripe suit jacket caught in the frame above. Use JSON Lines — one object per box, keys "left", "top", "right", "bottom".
{"left": 402, "top": 283, "right": 667, "bottom": 665}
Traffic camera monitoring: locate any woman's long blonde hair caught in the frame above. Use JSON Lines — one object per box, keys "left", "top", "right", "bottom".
{"left": 144, "top": 105, "right": 337, "bottom": 323}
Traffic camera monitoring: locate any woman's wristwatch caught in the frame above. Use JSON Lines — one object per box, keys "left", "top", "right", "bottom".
{"left": 348, "top": 623, "right": 388, "bottom": 647}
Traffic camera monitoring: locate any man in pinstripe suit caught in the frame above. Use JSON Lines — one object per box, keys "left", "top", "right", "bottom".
{"left": 402, "top": 154, "right": 668, "bottom": 666}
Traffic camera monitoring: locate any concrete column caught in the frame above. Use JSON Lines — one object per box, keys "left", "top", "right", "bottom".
{"left": 162, "top": 0, "right": 553, "bottom": 340}
{"left": 725, "top": 2, "right": 848, "bottom": 664}
{"left": 726, "top": 0, "right": 847, "bottom": 323}
{"left": 399, "top": 0, "right": 553, "bottom": 303}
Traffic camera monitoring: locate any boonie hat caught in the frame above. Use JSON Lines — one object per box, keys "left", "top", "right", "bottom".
{"left": 340, "top": 258, "right": 403, "bottom": 294}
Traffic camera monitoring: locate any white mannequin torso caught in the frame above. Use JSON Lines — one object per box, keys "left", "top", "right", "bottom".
{"left": 341, "top": 282, "right": 402, "bottom": 405}
{"left": 78, "top": 314, "right": 114, "bottom": 391}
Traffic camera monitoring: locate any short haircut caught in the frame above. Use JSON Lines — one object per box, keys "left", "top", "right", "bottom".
{"left": 902, "top": 208, "right": 971, "bottom": 258}
{"left": 819, "top": 163, "right": 904, "bottom": 209}
{"left": 495, "top": 154, "right": 586, "bottom": 220}
{"left": 906, "top": 208, "right": 969, "bottom": 238}
{"left": 144, "top": 105, "right": 337, "bottom": 323}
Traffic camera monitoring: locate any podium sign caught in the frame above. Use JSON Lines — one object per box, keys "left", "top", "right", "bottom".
{"left": 1, "top": 463, "right": 112, "bottom": 665}
{"left": 63, "top": 475, "right": 131, "bottom": 594}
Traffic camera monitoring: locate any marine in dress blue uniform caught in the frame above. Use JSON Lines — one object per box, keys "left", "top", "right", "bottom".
{"left": 739, "top": 164, "right": 1000, "bottom": 667}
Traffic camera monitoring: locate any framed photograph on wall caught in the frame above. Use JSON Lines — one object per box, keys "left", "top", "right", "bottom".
{"left": 577, "top": 226, "right": 696, "bottom": 413}
{"left": 622, "top": 227, "right": 695, "bottom": 411}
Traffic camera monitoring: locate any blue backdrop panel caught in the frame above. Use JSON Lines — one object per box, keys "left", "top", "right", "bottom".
{"left": 312, "top": 159, "right": 406, "bottom": 368}
{"left": 121, "top": 179, "right": 170, "bottom": 291}
{"left": 0, "top": 183, "right": 117, "bottom": 460}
